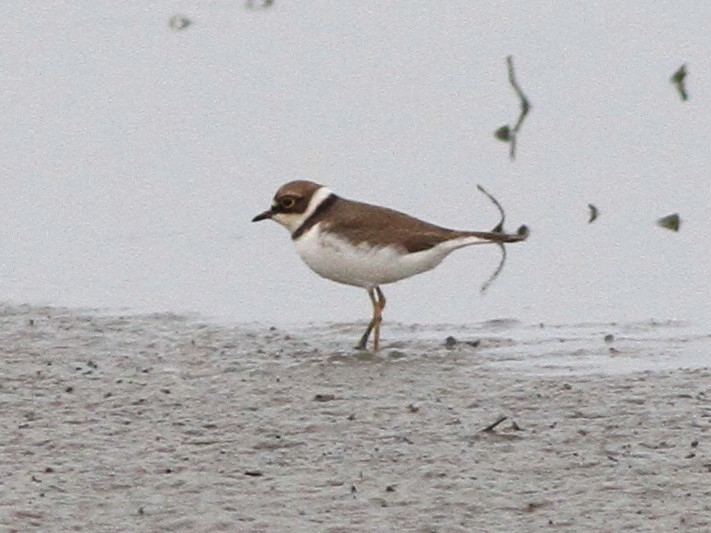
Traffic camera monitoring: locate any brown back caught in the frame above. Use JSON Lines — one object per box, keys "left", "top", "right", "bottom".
{"left": 296, "top": 195, "right": 524, "bottom": 253}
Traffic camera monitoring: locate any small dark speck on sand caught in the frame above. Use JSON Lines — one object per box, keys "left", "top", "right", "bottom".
{"left": 244, "top": 470, "right": 263, "bottom": 477}
{"left": 445, "top": 336, "right": 480, "bottom": 348}
{"left": 524, "top": 501, "right": 549, "bottom": 513}
{"left": 314, "top": 393, "right": 336, "bottom": 402}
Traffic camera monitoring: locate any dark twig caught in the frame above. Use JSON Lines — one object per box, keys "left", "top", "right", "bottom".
{"left": 482, "top": 416, "right": 508, "bottom": 432}
{"left": 508, "top": 56, "right": 531, "bottom": 134}
{"left": 477, "top": 184, "right": 505, "bottom": 233}
{"left": 480, "top": 244, "right": 507, "bottom": 294}
{"left": 476, "top": 185, "right": 515, "bottom": 294}
{"left": 495, "top": 56, "right": 531, "bottom": 160}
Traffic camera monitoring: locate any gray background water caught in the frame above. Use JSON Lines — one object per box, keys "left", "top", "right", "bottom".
{"left": 2, "top": 2, "right": 709, "bottom": 328}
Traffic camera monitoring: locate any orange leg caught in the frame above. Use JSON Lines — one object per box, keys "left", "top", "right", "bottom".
{"left": 372, "top": 287, "right": 386, "bottom": 351}
{"left": 356, "top": 287, "right": 386, "bottom": 351}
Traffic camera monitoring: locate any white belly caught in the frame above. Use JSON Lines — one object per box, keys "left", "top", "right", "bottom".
{"left": 294, "top": 224, "right": 450, "bottom": 289}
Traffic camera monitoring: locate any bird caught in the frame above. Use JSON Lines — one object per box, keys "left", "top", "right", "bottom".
{"left": 252, "top": 180, "right": 528, "bottom": 351}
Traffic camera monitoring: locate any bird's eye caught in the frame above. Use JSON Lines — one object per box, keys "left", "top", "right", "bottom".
{"left": 280, "top": 197, "right": 296, "bottom": 209}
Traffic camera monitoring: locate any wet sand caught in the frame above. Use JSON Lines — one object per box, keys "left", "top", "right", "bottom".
{"left": 1, "top": 304, "right": 710, "bottom": 532}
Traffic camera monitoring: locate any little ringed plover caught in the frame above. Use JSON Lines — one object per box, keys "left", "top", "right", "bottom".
{"left": 252, "top": 180, "right": 528, "bottom": 351}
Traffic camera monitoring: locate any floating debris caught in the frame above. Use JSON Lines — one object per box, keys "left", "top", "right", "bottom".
{"left": 588, "top": 204, "right": 599, "bottom": 223}
{"left": 494, "top": 56, "right": 531, "bottom": 160}
{"left": 657, "top": 213, "right": 681, "bottom": 232}
{"left": 476, "top": 185, "right": 528, "bottom": 293}
{"left": 246, "top": 0, "right": 275, "bottom": 9}
{"left": 494, "top": 125, "right": 511, "bottom": 142}
{"left": 169, "top": 15, "right": 192, "bottom": 30}
{"left": 670, "top": 64, "right": 688, "bottom": 102}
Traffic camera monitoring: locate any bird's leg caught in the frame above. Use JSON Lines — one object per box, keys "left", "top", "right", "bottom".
{"left": 356, "top": 288, "right": 378, "bottom": 350}
{"left": 356, "top": 287, "right": 386, "bottom": 351}
{"left": 372, "top": 287, "right": 386, "bottom": 352}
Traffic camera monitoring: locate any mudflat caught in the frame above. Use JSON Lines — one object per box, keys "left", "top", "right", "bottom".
{"left": 1, "top": 304, "right": 709, "bottom": 532}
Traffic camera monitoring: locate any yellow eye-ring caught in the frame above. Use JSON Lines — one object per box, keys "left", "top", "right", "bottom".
{"left": 280, "top": 197, "right": 296, "bottom": 209}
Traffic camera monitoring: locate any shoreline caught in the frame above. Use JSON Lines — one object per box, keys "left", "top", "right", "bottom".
{"left": 1, "top": 304, "right": 709, "bottom": 532}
